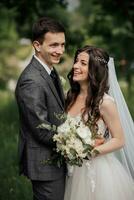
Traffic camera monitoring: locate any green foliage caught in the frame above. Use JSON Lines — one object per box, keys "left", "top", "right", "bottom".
{"left": 0, "top": 6, "right": 19, "bottom": 89}
{"left": 0, "top": 0, "right": 68, "bottom": 38}
{"left": 0, "top": 7, "right": 18, "bottom": 43}
{"left": 120, "top": 76, "right": 134, "bottom": 119}
{"left": 78, "top": 0, "right": 134, "bottom": 61}
{"left": 0, "top": 91, "right": 32, "bottom": 200}
{"left": 75, "top": 0, "right": 134, "bottom": 93}
{"left": 66, "top": 29, "right": 86, "bottom": 55}
{"left": 16, "top": 45, "right": 33, "bottom": 60}
{"left": 0, "top": 1, "right": 70, "bottom": 89}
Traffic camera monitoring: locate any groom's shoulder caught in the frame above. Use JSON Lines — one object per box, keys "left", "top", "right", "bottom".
{"left": 17, "top": 58, "right": 41, "bottom": 82}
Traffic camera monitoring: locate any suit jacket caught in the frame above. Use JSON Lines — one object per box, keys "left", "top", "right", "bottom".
{"left": 15, "top": 56, "right": 66, "bottom": 181}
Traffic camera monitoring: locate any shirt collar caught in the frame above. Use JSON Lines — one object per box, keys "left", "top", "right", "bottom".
{"left": 34, "top": 55, "right": 53, "bottom": 75}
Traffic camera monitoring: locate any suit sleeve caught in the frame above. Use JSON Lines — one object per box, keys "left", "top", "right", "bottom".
{"left": 17, "top": 79, "right": 56, "bottom": 147}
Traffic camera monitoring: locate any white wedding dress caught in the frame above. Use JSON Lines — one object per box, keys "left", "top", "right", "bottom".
{"left": 64, "top": 96, "right": 134, "bottom": 200}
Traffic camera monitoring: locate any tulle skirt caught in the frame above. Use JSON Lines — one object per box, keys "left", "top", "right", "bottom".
{"left": 64, "top": 153, "right": 134, "bottom": 200}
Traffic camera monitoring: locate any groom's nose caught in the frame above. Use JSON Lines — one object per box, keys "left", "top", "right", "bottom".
{"left": 56, "top": 46, "right": 65, "bottom": 55}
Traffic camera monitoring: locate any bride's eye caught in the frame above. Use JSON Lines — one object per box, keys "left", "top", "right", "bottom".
{"left": 81, "top": 61, "right": 87, "bottom": 66}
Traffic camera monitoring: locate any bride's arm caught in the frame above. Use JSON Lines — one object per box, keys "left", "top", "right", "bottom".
{"left": 93, "top": 98, "right": 125, "bottom": 156}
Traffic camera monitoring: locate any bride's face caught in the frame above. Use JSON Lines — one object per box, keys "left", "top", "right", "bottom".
{"left": 73, "top": 52, "right": 89, "bottom": 83}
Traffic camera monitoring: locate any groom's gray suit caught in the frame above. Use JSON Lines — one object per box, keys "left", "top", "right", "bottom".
{"left": 15, "top": 56, "right": 66, "bottom": 199}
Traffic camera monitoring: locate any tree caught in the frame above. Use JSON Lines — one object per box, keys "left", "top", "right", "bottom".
{"left": 0, "top": 0, "right": 69, "bottom": 89}
{"left": 0, "top": 0, "right": 68, "bottom": 38}
{"left": 77, "top": 0, "right": 134, "bottom": 113}
{"left": 78, "top": 0, "right": 134, "bottom": 62}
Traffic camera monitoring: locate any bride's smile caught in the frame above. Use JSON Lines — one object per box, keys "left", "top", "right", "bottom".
{"left": 73, "top": 52, "right": 89, "bottom": 83}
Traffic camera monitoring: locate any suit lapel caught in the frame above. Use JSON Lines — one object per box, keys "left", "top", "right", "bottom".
{"left": 32, "top": 57, "right": 64, "bottom": 109}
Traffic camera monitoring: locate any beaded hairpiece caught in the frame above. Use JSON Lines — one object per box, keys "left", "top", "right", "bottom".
{"left": 95, "top": 57, "right": 108, "bottom": 64}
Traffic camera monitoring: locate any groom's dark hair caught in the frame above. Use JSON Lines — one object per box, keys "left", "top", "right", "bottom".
{"left": 32, "top": 16, "right": 65, "bottom": 43}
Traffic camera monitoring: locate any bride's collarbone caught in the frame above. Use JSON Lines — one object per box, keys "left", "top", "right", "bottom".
{"left": 68, "top": 107, "right": 84, "bottom": 117}
{"left": 68, "top": 98, "right": 86, "bottom": 117}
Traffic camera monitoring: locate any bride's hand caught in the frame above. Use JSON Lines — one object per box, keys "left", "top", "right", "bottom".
{"left": 94, "top": 138, "right": 105, "bottom": 147}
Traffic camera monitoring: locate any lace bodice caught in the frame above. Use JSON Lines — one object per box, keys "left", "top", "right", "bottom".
{"left": 67, "top": 114, "right": 107, "bottom": 137}
{"left": 67, "top": 93, "right": 115, "bottom": 137}
{"left": 97, "top": 119, "right": 107, "bottom": 136}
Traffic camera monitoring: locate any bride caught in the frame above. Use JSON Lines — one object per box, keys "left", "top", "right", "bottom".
{"left": 64, "top": 45, "right": 134, "bottom": 200}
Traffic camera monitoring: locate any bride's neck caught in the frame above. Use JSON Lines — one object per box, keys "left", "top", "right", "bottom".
{"left": 79, "top": 84, "right": 88, "bottom": 98}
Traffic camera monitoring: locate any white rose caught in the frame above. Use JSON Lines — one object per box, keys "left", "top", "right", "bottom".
{"left": 74, "top": 138, "right": 83, "bottom": 150}
{"left": 76, "top": 126, "right": 91, "bottom": 139}
{"left": 57, "top": 121, "right": 70, "bottom": 134}
{"left": 84, "top": 137, "right": 92, "bottom": 145}
{"left": 69, "top": 118, "right": 77, "bottom": 128}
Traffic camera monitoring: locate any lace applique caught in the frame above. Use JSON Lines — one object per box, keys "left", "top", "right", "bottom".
{"left": 85, "top": 160, "right": 96, "bottom": 192}
{"left": 97, "top": 119, "right": 107, "bottom": 136}
{"left": 67, "top": 164, "right": 74, "bottom": 176}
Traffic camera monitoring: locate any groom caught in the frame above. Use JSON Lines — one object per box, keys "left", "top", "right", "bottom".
{"left": 15, "top": 17, "right": 66, "bottom": 200}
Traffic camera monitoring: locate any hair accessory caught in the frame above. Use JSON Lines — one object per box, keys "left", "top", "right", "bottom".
{"left": 95, "top": 57, "right": 107, "bottom": 64}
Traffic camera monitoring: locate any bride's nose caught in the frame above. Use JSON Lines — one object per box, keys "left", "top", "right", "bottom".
{"left": 73, "top": 62, "right": 80, "bottom": 69}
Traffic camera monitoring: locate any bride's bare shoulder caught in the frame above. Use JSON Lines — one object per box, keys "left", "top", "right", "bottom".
{"left": 99, "top": 94, "right": 116, "bottom": 116}
{"left": 103, "top": 93, "right": 115, "bottom": 102}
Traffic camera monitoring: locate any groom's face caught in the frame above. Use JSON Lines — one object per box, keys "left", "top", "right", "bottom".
{"left": 35, "top": 32, "right": 65, "bottom": 68}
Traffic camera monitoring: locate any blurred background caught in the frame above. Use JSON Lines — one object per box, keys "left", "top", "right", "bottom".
{"left": 0, "top": 0, "right": 134, "bottom": 199}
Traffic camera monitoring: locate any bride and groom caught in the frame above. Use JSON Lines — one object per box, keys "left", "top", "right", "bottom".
{"left": 15, "top": 17, "right": 134, "bottom": 200}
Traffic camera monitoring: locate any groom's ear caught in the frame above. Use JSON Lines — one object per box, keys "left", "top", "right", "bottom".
{"left": 33, "top": 40, "right": 41, "bottom": 52}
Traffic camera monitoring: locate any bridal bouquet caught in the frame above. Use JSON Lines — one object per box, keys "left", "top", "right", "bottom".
{"left": 53, "top": 115, "right": 103, "bottom": 167}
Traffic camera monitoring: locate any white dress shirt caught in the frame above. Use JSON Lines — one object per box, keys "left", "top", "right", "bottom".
{"left": 34, "top": 55, "right": 52, "bottom": 75}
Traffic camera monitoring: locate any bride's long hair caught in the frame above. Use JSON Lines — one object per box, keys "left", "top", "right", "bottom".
{"left": 65, "top": 45, "right": 110, "bottom": 124}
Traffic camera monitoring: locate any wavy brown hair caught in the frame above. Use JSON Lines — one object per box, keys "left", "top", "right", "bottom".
{"left": 65, "top": 45, "right": 110, "bottom": 125}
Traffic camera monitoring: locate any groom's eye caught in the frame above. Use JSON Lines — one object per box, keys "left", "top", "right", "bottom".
{"left": 50, "top": 43, "right": 58, "bottom": 47}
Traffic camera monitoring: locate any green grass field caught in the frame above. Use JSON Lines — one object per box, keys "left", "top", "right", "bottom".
{"left": 0, "top": 91, "right": 32, "bottom": 200}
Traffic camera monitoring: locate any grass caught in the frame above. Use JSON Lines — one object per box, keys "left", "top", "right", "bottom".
{"left": 0, "top": 91, "right": 32, "bottom": 200}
